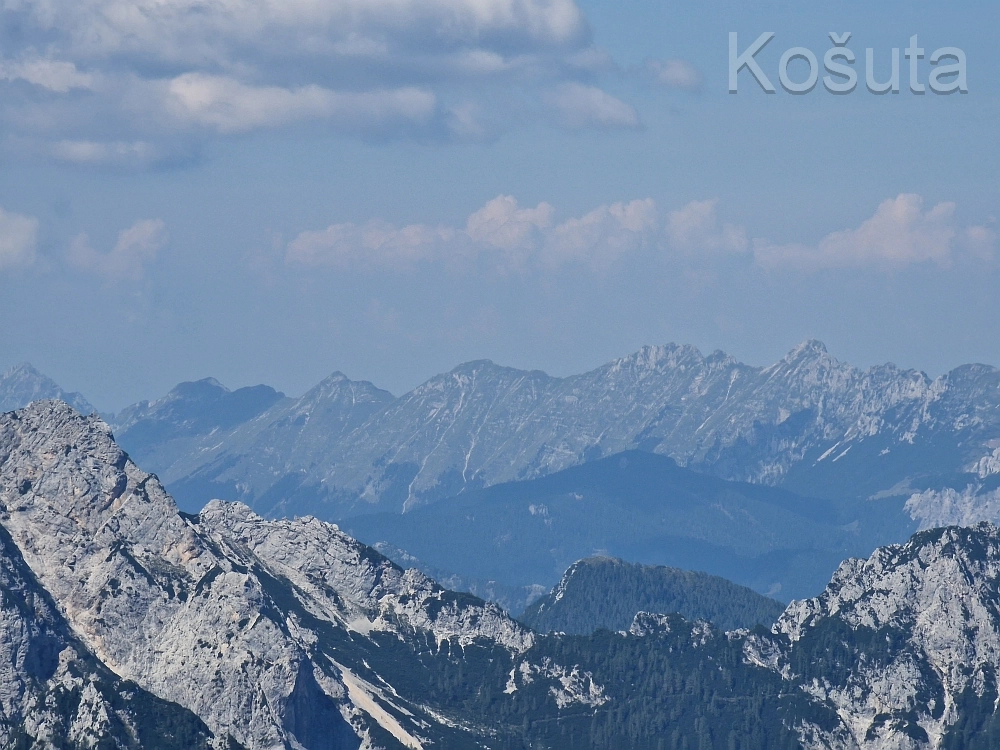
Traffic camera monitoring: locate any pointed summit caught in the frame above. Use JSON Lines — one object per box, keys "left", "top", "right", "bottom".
{"left": 786, "top": 339, "right": 829, "bottom": 358}
{"left": 295, "top": 370, "right": 394, "bottom": 409}
{"left": 0, "top": 362, "right": 96, "bottom": 415}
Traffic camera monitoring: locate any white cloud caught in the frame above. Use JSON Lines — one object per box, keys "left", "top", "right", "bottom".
{"left": 68, "top": 218, "right": 168, "bottom": 281}
{"left": 966, "top": 224, "right": 997, "bottom": 261}
{"left": 666, "top": 199, "right": 747, "bottom": 254}
{"left": 545, "top": 83, "right": 639, "bottom": 130}
{"left": 290, "top": 196, "right": 817, "bottom": 273}
{"left": 754, "top": 194, "right": 959, "bottom": 270}
{"left": 165, "top": 74, "right": 436, "bottom": 133}
{"left": 289, "top": 195, "right": 656, "bottom": 271}
{"left": 565, "top": 47, "right": 614, "bottom": 72}
{"left": 0, "top": 207, "right": 40, "bottom": 271}
{"left": 647, "top": 59, "right": 702, "bottom": 91}
{"left": 48, "top": 139, "right": 168, "bottom": 167}
{"left": 1, "top": 135, "right": 193, "bottom": 169}
{"left": 466, "top": 195, "right": 553, "bottom": 255}
{"left": 544, "top": 199, "right": 655, "bottom": 265}
{"left": 0, "top": 0, "right": 606, "bottom": 153}
{"left": 445, "top": 101, "right": 493, "bottom": 140}
{"left": 0, "top": 58, "right": 95, "bottom": 93}
{"left": 18, "top": 0, "right": 588, "bottom": 65}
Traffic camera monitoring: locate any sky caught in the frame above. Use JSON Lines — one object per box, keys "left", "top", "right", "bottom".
{"left": 0, "top": 0, "right": 997, "bottom": 411}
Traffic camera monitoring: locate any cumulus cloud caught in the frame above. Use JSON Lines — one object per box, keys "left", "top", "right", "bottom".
{"left": 466, "top": 195, "right": 554, "bottom": 265}
{"left": 288, "top": 194, "right": 657, "bottom": 271}
{"left": 68, "top": 219, "right": 168, "bottom": 281}
{"left": 544, "top": 83, "right": 640, "bottom": 130}
{"left": 647, "top": 59, "right": 702, "bottom": 91}
{"left": 666, "top": 199, "right": 747, "bottom": 254}
{"left": 544, "top": 199, "right": 655, "bottom": 265}
{"left": 0, "top": 207, "right": 40, "bottom": 271}
{"left": 288, "top": 193, "right": 998, "bottom": 275}
{"left": 754, "top": 194, "right": 959, "bottom": 270}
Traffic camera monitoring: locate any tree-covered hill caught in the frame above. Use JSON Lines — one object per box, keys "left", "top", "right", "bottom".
{"left": 521, "top": 556, "right": 786, "bottom": 634}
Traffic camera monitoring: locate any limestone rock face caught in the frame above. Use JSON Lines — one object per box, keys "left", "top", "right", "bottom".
{"left": 0, "top": 518, "right": 214, "bottom": 748}
{"left": 739, "top": 523, "right": 1000, "bottom": 749}
{"left": 0, "top": 401, "right": 355, "bottom": 748}
{"left": 0, "top": 400, "right": 535, "bottom": 749}
{"left": 199, "top": 501, "right": 534, "bottom": 654}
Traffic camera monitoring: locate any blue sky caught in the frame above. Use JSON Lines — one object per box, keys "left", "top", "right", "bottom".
{"left": 0, "top": 0, "right": 997, "bottom": 410}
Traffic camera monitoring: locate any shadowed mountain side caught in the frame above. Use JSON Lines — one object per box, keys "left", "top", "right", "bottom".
{"left": 521, "top": 556, "right": 787, "bottom": 634}
{"left": 344, "top": 450, "right": 912, "bottom": 603}
{"left": 112, "top": 378, "right": 287, "bottom": 473}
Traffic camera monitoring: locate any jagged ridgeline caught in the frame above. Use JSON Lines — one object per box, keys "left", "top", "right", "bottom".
{"left": 5, "top": 401, "right": 1000, "bottom": 748}
{"left": 521, "top": 556, "right": 786, "bottom": 634}
{"left": 98, "top": 341, "right": 1000, "bottom": 536}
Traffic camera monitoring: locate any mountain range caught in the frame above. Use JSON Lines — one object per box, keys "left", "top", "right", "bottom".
{"left": 97, "top": 341, "right": 1000, "bottom": 539}
{"left": 6, "top": 342, "right": 998, "bottom": 538}
{"left": 6, "top": 341, "right": 999, "bottom": 607}
{"left": 4, "top": 400, "right": 1000, "bottom": 748}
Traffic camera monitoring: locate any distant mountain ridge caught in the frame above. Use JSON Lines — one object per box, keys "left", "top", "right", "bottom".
{"left": 0, "top": 362, "right": 96, "bottom": 416}
{"left": 102, "top": 341, "right": 1000, "bottom": 529}
{"left": 7, "top": 343, "right": 1000, "bottom": 537}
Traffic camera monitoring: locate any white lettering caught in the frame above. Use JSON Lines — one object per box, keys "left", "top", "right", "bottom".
{"left": 729, "top": 32, "right": 776, "bottom": 93}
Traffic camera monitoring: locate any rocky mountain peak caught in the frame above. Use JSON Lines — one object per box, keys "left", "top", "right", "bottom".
{"left": 434, "top": 358, "right": 546, "bottom": 388}
{"left": 777, "top": 522, "right": 1000, "bottom": 644}
{"left": 295, "top": 371, "right": 394, "bottom": 410}
{"left": 0, "top": 363, "right": 97, "bottom": 416}
{"left": 788, "top": 338, "right": 829, "bottom": 357}
{"left": 0, "top": 400, "right": 542, "bottom": 748}
{"left": 757, "top": 522, "right": 1000, "bottom": 749}
{"left": 768, "top": 338, "right": 846, "bottom": 378}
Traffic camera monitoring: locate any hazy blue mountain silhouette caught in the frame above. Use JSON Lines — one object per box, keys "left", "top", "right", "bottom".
{"left": 344, "top": 450, "right": 910, "bottom": 603}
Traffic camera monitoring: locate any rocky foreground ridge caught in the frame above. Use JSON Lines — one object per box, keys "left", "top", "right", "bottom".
{"left": 0, "top": 401, "right": 535, "bottom": 748}
{"left": 4, "top": 400, "right": 1000, "bottom": 748}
